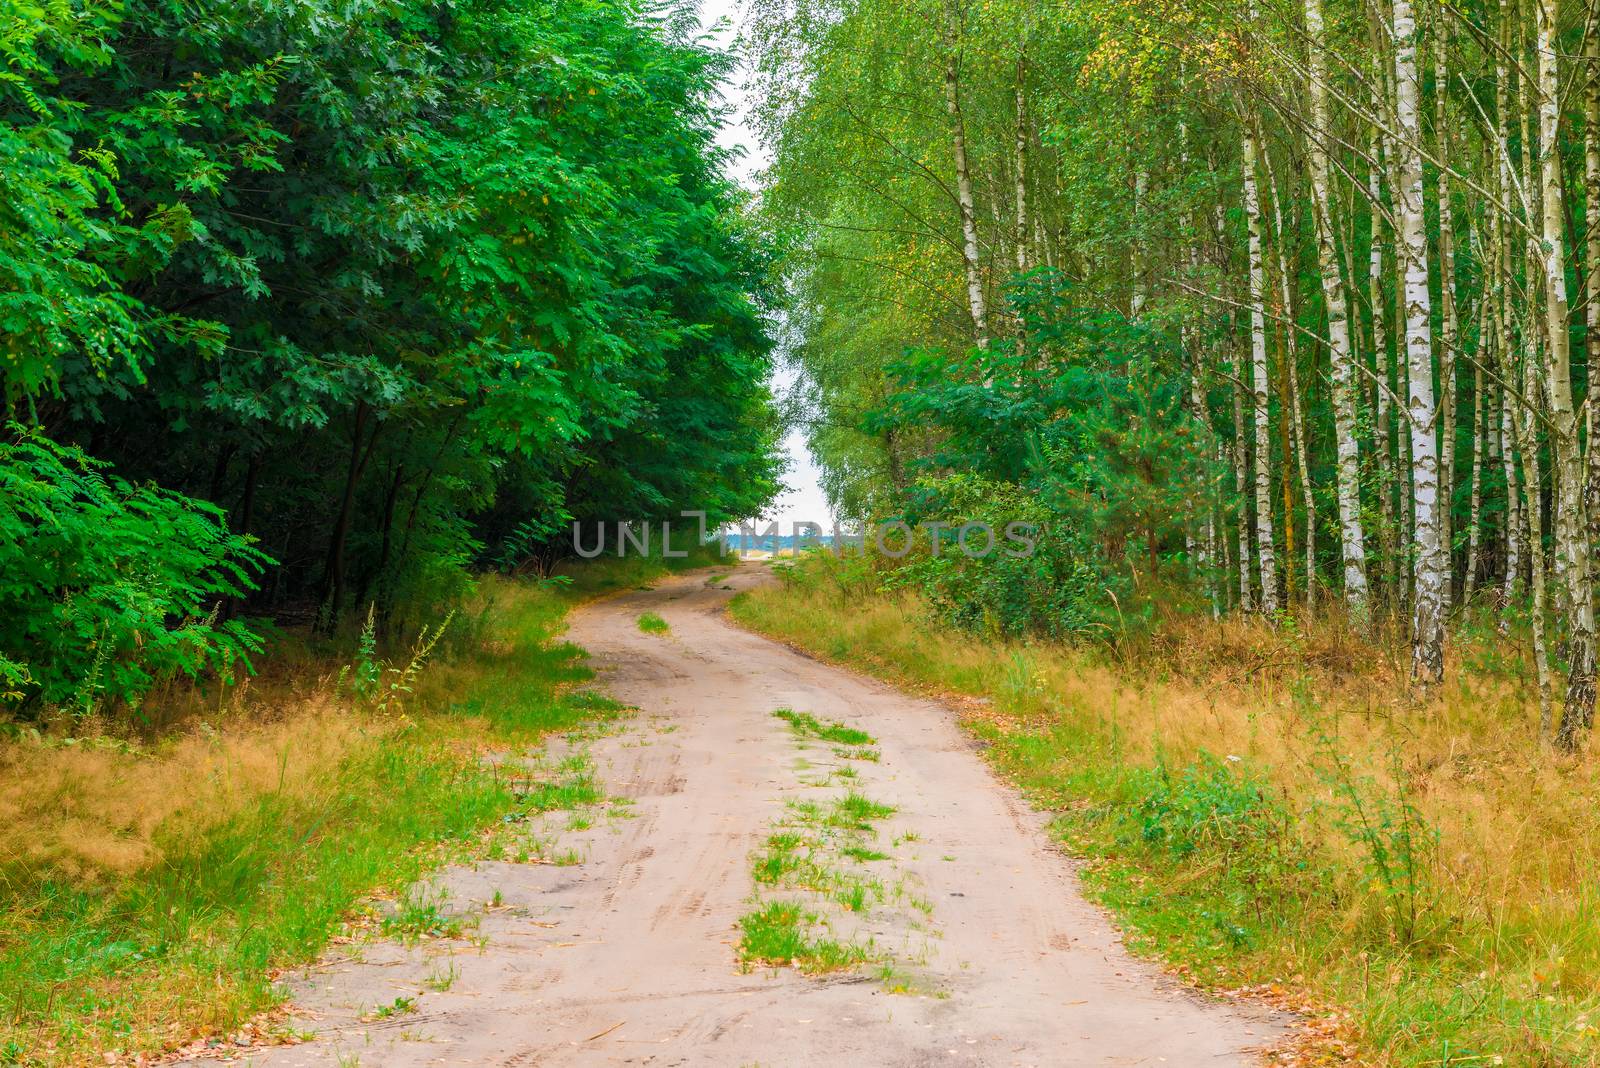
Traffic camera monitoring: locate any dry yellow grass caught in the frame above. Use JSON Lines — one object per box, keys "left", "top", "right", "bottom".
{"left": 0, "top": 702, "right": 375, "bottom": 882}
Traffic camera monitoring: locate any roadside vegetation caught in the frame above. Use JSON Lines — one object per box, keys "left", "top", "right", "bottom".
{"left": 0, "top": 546, "right": 721, "bottom": 1066}
{"left": 734, "top": 555, "right": 1600, "bottom": 1066}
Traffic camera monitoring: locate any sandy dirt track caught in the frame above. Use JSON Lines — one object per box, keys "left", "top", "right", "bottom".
{"left": 197, "top": 563, "right": 1280, "bottom": 1067}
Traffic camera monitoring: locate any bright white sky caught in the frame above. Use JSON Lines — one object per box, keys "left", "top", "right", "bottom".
{"left": 698, "top": 0, "right": 836, "bottom": 532}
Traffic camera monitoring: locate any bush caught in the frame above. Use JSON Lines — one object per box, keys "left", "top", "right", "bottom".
{"left": 891, "top": 473, "right": 1118, "bottom": 640}
{"left": 0, "top": 427, "right": 270, "bottom": 714}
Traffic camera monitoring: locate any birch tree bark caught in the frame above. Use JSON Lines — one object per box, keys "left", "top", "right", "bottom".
{"left": 1535, "top": 0, "right": 1597, "bottom": 749}
{"left": 1014, "top": 51, "right": 1030, "bottom": 276}
{"left": 1584, "top": 15, "right": 1600, "bottom": 598}
{"left": 1243, "top": 116, "right": 1279, "bottom": 613}
{"left": 942, "top": 7, "right": 989, "bottom": 349}
{"left": 1306, "top": 0, "right": 1369, "bottom": 618}
{"left": 1370, "top": 132, "right": 1401, "bottom": 606}
{"left": 1433, "top": 27, "right": 1460, "bottom": 610}
{"left": 1391, "top": 0, "right": 1446, "bottom": 683}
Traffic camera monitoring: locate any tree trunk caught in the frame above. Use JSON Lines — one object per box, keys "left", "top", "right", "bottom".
{"left": 1243, "top": 119, "right": 1279, "bottom": 614}
{"left": 1370, "top": 132, "right": 1400, "bottom": 610}
{"left": 320, "top": 400, "right": 377, "bottom": 629}
{"left": 1512, "top": 366, "right": 1555, "bottom": 735}
{"left": 1307, "top": 0, "right": 1369, "bottom": 618}
{"left": 1536, "top": 0, "right": 1597, "bottom": 749}
{"left": 1463, "top": 341, "right": 1486, "bottom": 604}
{"left": 1392, "top": 0, "right": 1446, "bottom": 684}
{"left": 1434, "top": 26, "right": 1460, "bottom": 611}
{"left": 1584, "top": 13, "right": 1600, "bottom": 628}
{"left": 1014, "top": 51, "right": 1030, "bottom": 276}
{"left": 1233, "top": 350, "right": 1255, "bottom": 612}
{"left": 942, "top": 16, "right": 989, "bottom": 349}
{"left": 1263, "top": 147, "right": 1316, "bottom": 608}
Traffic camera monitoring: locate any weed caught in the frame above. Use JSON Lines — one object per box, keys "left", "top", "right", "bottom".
{"left": 736, "top": 901, "right": 871, "bottom": 973}
{"left": 365, "top": 996, "right": 417, "bottom": 1021}
{"left": 382, "top": 891, "right": 468, "bottom": 944}
{"left": 424, "top": 961, "right": 458, "bottom": 992}
{"left": 829, "top": 791, "right": 895, "bottom": 830}
{"left": 636, "top": 612, "right": 670, "bottom": 635}
{"left": 842, "top": 844, "right": 889, "bottom": 862}
{"left": 772, "top": 708, "right": 875, "bottom": 746}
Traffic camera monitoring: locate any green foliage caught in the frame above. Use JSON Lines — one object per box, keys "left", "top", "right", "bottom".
{"left": 853, "top": 277, "right": 1214, "bottom": 643}
{"left": 635, "top": 611, "right": 670, "bottom": 634}
{"left": 0, "top": 427, "right": 268, "bottom": 710}
{"left": 894, "top": 472, "right": 1110, "bottom": 640}
{"left": 0, "top": 0, "right": 781, "bottom": 708}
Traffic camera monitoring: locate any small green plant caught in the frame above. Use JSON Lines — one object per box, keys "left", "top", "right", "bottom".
{"left": 382, "top": 891, "right": 467, "bottom": 944}
{"left": 736, "top": 900, "right": 871, "bottom": 973}
{"left": 829, "top": 791, "right": 895, "bottom": 830}
{"left": 343, "top": 605, "right": 456, "bottom": 714}
{"left": 424, "top": 961, "right": 459, "bottom": 992}
{"left": 636, "top": 612, "right": 670, "bottom": 634}
{"left": 1310, "top": 727, "right": 1439, "bottom": 946}
{"left": 772, "top": 708, "right": 875, "bottom": 746}
{"left": 365, "top": 995, "right": 417, "bottom": 1021}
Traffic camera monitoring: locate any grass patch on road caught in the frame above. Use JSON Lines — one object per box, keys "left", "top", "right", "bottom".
{"left": 738, "top": 714, "right": 915, "bottom": 979}
{"left": 636, "top": 611, "right": 670, "bottom": 635}
{"left": 737, "top": 901, "right": 871, "bottom": 974}
{"left": 772, "top": 707, "right": 874, "bottom": 746}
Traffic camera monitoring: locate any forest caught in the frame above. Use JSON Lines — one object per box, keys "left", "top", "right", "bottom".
{"left": 748, "top": 0, "right": 1600, "bottom": 746}
{"left": 9, "top": 0, "right": 1600, "bottom": 1060}
{"left": 1, "top": 0, "right": 781, "bottom": 715}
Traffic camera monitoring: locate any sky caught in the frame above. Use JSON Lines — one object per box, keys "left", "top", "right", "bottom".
{"left": 698, "top": 0, "right": 836, "bottom": 533}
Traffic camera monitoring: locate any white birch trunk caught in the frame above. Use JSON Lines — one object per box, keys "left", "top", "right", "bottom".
{"left": 1370, "top": 132, "right": 1401, "bottom": 606}
{"left": 1434, "top": 28, "right": 1460, "bottom": 611}
{"left": 942, "top": 29, "right": 989, "bottom": 349}
{"left": 1243, "top": 120, "right": 1279, "bottom": 613}
{"left": 1307, "top": 0, "right": 1369, "bottom": 618}
{"left": 1535, "top": 0, "right": 1598, "bottom": 748}
{"left": 1584, "top": 21, "right": 1600, "bottom": 599}
{"left": 1014, "top": 53, "right": 1030, "bottom": 276}
{"left": 1392, "top": 0, "right": 1446, "bottom": 683}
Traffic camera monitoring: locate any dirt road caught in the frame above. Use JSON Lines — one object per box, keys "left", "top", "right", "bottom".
{"left": 204, "top": 564, "right": 1279, "bottom": 1066}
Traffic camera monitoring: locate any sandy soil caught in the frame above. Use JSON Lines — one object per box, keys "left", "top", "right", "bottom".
{"left": 195, "top": 563, "right": 1281, "bottom": 1067}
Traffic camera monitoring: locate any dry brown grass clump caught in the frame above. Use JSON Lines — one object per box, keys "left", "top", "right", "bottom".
{"left": 0, "top": 702, "right": 375, "bottom": 882}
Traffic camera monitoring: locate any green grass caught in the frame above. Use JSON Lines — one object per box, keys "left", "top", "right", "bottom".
{"left": 736, "top": 900, "right": 871, "bottom": 973}
{"left": 636, "top": 611, "right": 670, "bottom": 634}
{"left": 772, "top": 708, "right": 875, "bottom": 746}
{"left": 0, "top": 549, "right": 721, "bottom": 1066}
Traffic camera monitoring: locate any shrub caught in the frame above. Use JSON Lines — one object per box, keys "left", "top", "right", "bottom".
{"left": 0, "top": 427, "right": 270, "bottom": 714}
{"left": 891, "top": 473, "right": 1117, "bottom": 640}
